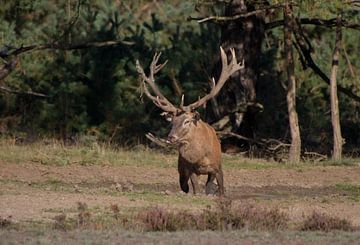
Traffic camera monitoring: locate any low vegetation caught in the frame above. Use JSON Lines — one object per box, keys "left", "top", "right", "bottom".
{"left": 335, "top": 183, "right": 360, "bottom": 201}
{"left": 1, "top": 139, "right": 360, "bottom": 244}
{"left": 301, "top": 211, "right": 354, "bottom": 232}
{"left": 2, "top": 200, "right": 352, "bottom": 233}
{"left": 1, "top": 138, "right": 358, "bottom": 169}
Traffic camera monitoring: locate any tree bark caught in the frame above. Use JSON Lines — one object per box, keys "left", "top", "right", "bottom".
{"left": 330, "top": 15, "right": 343, "bottom": 161}
{"left": 284, "top": 1, "right": 301, "bottom": 163}
{"left": 208, "top": 0, "right": 265, "bottom": 150}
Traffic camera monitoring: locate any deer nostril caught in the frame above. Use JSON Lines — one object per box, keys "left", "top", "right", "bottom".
{"left": 168, "top": 135, "right": 178, "bottom": 143}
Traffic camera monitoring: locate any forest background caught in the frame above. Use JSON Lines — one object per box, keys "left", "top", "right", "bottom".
{"left": 0, "top": 0, "right": 359, "bottom": 159}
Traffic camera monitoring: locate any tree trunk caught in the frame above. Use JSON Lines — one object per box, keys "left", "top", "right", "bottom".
{"left": 330, "top": 15, "right": 343, "bottom": 161}
{"left": 208, "top": 0, "right": 265, "bottom": 151}
{"left": 284, "top": 1, "right": 301, "bottom": 163}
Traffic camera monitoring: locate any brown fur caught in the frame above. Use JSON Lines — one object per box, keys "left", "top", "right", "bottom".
{"left": 168, "top": 112, "right": 224, "bottom": 196}
{"left": 136, "top": 48, "right": 243, "bottom": 197}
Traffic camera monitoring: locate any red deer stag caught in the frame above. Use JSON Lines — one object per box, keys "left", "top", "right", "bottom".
{"left": 136, "top": 47, "right": 244, "bottom": 196}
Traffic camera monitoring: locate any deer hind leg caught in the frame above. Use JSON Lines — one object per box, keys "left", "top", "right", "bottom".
{"left": 205, "top": 173, "right": 216, "bottom": 195}
{"left": 215, "top": 169, "right": 225, "bottom": 197}
{"left": 190, "top": 173, "right": 200, "bottom": 194}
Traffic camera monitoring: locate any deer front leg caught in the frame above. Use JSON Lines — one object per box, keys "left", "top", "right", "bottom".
{"left": 179, "top": 172, "right": 190, "bottom": 193}
{"left": 190, "top": 173, "right": 200, "bottom": 194}
{"left": 178, "top": 158, "right": 190, "bottom": 193}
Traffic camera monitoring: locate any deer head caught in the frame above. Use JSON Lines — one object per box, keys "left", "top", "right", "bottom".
{"left": 136, "top": 47, "right": 244, "bottom": 144}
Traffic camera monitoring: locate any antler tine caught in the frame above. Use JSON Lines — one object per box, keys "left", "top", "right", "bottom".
{"left": 220, "top": 46, "right": 228, "bottom": 71}
{"left": 150, "top": 52, "right": 168, "bottom": 75}
{"left": 136, "top": 53, "right": 178, "bottom": 114}
{"left": 210, "top": 77, "right": 216, "bottom": 88}
{"left": 179, "top": 94, "right": 185, "bottom": 110}
{"left": 184, "top": 46, "right": 245, "bottom": 111}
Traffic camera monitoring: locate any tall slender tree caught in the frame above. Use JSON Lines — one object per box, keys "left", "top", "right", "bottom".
{"left": 284, "top": 0, "right": 301, "bottom": 163}
{"left": 330, "top": 14, "right": 343, "bottom": 161}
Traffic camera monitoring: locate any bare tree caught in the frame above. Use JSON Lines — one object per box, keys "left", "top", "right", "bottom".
{"left": 284, "top": 1, "right": 301, "bottom": 163}
{"left": 330, "top": 15, "right": 344, "bottom": 161}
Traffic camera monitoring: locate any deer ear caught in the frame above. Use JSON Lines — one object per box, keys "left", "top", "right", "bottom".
{"left": 192, "top": 111, "right": 200, "bottom": 124}
{"left": 160, "top": 112, "right": 173, "bottom": 122}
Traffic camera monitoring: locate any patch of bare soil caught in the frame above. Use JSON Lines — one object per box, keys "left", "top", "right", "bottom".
{"left": 1, "top": 160, "right": 360, "bottom": 226}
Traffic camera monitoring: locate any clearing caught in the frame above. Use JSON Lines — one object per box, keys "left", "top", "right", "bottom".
{"left": 1, "top": 142, "right": 360, "bottom": 244}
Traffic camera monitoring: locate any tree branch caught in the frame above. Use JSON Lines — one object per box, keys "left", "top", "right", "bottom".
{"left": 52, "top": 0, "right": 82, "bottom": 45}
{"left": 9, "top": 39, "right": 134, "bottom": 57}
{"left": 188, "top": 4, "right": 285, "bottom": 23}
{"left": 145, "top": 133, "right": 175, "bottom": 148}
{"left": 0, "top": 85, "right": 48, "bottom": 98}
{"left": 293, "top": 19, "right": 360, "bottom": 103}
{"left": 266, "top": 18, "right": 360, "bottom": 30}
{"left": 188, "top": 9, "right": 266, "bottom": 23}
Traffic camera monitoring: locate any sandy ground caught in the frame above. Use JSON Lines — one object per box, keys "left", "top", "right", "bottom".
{"left": 1, "top": 160, "right": 360, "bottom": 226}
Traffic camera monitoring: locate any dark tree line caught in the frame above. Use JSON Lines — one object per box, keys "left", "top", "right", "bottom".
{"left": 0, "top": 0, "right": 359, "bottom": 161}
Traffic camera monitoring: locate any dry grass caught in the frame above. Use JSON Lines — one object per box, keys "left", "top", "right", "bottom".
{"left": 138, "top": 200, "right": 289, "bottom": 232}
{"left": 49, "top": 201, "right": 356, "bottom": 233}
{"left": 0, "top": 216, "right": 12, "bottom": 229}
{"left": 301, "top": 211, "right": 354, "bottom": 232}
{"left": 0, "top": 138, "right": 177, "bottom": 167}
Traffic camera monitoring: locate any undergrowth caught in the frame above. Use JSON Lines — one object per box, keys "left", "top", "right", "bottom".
{"left": 301, "top": 211, "right": 354, "bottom": 232}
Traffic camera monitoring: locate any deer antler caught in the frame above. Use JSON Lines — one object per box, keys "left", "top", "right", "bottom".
{"left": 136, "top": 53, "right": 179, "bottom": 114}
{"left": 136, "top": 47, "right": 244, "bottom": 114}
{"left": 183, "top": 47, "right": 244, "bottom": 111}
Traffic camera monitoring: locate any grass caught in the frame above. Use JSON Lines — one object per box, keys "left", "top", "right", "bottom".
{"left": 0, "top": 138, "right": 282, "bottom": 170}
{"left": 1, "top": 138, "right": 360, "bottom": 244}
{"left": 335, "top": 183, "right": 360, "bottom": 201}
{"left": 301, "top": 211, "right": 354, "bottom": 232}
{"left": 0, "top": 138, "right": 177, "bottom": 167}
{"left": 121, "top": 190, "right": 214, "bottom": 206}
{"left": 2, "top": 201, "right": 355, "bottom": 234}
{"left": 1, "top": 230, "right": 360, "bottom": 245}
{"left": 319, "top": 158, "right": 360, "bottom": 167}
{"left": 1, "top": 138, "right": 359, "bottom": 169}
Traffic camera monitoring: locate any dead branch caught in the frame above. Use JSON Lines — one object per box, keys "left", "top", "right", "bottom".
{"left": 218, "top": 131, "right": 292, "bottom": 160}
{"left": 0, "top": 85, "right": 48, "bottom": 98}
{"left": 218, "top": 131, "right": 259, "bottom": 144}
{"left": 8, "top": 40, "right": 134, "bottom": 57}
{"left": 145, "top": 133, "right": 175, "bottom": 148}
{"left": 342, "top": 44, "right": 356, "bottom": 77}
{"left": 303, "top": 151, "right": 327, "bottom": 162}
{"left": 188, "top": 4, "right": 285, "bottom": 23}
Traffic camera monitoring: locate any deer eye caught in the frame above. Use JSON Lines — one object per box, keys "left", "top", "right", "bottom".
{"left": 183, "top": 120, "right": 191, "bottom": 125}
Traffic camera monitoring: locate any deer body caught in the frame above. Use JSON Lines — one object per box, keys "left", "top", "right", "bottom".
{"left": 168, "top": 114, "right": 223, "bottom": 195}
{"left": 136, "top": 47, "right": 244, "bottom": 196}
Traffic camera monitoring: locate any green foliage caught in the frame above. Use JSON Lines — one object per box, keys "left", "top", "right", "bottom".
{"left": 335, "top": 183, "right": 360, "bottom": 201}
{"left": 0, "top": 0, "right": 359, "bottom": 151}
{"left": 0, "top": 0, "right": 219, "bottom": 144}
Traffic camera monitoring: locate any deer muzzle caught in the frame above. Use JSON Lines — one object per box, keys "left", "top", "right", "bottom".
{"left": 167, "top": 134, "right": 179, "bottom": 144}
